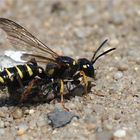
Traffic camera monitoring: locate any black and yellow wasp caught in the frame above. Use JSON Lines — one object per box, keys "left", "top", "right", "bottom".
{"left": 0, "top": 18, "right": 115, "bottom": 110}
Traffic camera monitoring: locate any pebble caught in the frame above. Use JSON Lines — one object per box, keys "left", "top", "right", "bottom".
{"left": 74, "top": 27, "right": 92, "bottom": 39}
{"left": 63, "top": 47, "right": 74, "bottom": 56}
{"left": 135, "top": 58, "right": 140, "bottom": 65}
{"left": 48, "top": 109, "right": 79, "bottom": 128}
{"left": 117, "top": 63, "right": 128, "bottom": 71}
{"left": 0, "top": 128, "right": 5, "bottom": 135}
{"left": 92, "top": 104, "right": 104, "bottom": 114}
{"left": 113, "top": 71, "right": 123, "bottom": 80}
{"left": 113, "top": 129, "right": 126, "bottom": 138}
{"left": 110, "top": 38, "right": 119, "bottom": 46}
{"left": 0, "top": 110, "right": 5, "bottom": 118}
{"left": 114, "top": 113, "right": 121, "bottom": 120}
{"left": 85, "top": 4, "right": 95, "bottom": 16}
{"left": 36, "top": 115, "right": 47, "bottom": 127}
{"left": 96, "top": 131, "right": 113, "bottom": 140}
{"left": 0, "top": 119, "right": 4, "bottom": 128}
{"left": 16, "top": 134, "right": 32, "bottom": 140}
{"left": 84, "top": 113, "right": 96, "bottom": 124}
{"left": 24, "top": 109, "right": 35, "bottom": 115}
{"left": 104, "top": 124, "right": 113, "bottom": 131}
{"left": 16, "top": 124, "right": 29, "bottom": 136}
{"left": 28, "top": 119, "right": 37, "bottom": 129}
{"left": 4, "top": 121, "right": 10, "bottom": 127}
{"left": 12, "top": 108, "right": 23, "bottom": 119}
{"left": 28, "top": 109, "right": 35, "bottom": 114}
{"left": 111, "top": 13, "right": 126, "bottom": 25}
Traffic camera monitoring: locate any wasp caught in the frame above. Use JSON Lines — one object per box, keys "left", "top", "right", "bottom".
{"left": 0, "top": 18, "right": 115, "bottom": 110}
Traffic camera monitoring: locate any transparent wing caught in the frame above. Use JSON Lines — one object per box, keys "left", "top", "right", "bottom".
{"left": 0, "top": 18, "right": 59, "bottom": 65}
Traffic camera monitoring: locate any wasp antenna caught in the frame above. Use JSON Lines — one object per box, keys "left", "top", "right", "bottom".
{"left": 91, "top": 48, "right": 116, "bottom": 64}
{"left": 91, "top": 39, "right": 108, "bottom": 63}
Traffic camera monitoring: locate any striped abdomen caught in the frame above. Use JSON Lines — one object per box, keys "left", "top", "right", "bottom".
{"left": 0, "top": 64, "right": 38, "bottom": 86}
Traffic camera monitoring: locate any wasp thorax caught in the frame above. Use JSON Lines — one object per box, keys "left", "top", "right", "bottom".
{"left": 56, "top": 56, "right": 78, "bottom": 69}
{"left": 78, "top": 58, "right": 94, "bottom": 78}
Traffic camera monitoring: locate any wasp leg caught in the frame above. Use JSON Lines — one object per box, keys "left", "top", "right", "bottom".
{"left": 60, "top": 80, "right": 69, "bottom": 111}
{"left": 80, "top": 71, "right": 88, "bottom": 94}
{"left": 20, "top": 79, "right": 37, "bottom": 102}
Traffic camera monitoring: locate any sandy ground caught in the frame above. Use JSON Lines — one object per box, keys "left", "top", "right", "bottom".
{"left": 0, "top": 0, "right": 140, "bottom": 140}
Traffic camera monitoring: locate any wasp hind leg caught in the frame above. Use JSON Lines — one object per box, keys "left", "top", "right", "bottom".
{"left": 60, "top": 80, "right": 69, "bottom": 111}
{"left": 80, "top": 71, "right": 88, "bottom": 95}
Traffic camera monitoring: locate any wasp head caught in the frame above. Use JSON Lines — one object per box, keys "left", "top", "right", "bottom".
{"left": 78, "top": 58, "right": 94, "bottom": 78}
{"left": 78, "top": 39, "right": 116, "bottom": 78}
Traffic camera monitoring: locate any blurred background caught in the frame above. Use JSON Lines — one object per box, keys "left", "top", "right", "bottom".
{"left": 0, "top": 0, "right": 140, "bottom": 140}
{"left": 0, "top": 0, "right": 140, "bottom": 57}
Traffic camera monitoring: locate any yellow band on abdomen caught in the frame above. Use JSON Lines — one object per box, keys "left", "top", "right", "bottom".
{"left": 0, "top": 76, "right": 4, "bottom": 84}
{"left": 25, "top": 64, "right": 33, "bottom": 76}
{"left": 5, "top": 68, "right": 13, "bottom": 81}
{"left": 15, "top": 66, "right": 23, "bottom": 79}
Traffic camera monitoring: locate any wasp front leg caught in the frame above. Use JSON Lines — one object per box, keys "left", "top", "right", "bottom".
{"left": 80, "top": 71, "right": 88, "bottom": 94}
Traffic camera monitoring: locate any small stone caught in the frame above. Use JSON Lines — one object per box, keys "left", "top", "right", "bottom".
{"left": 135, "top": 58, "right": 140, "bottom": 65}
{"left": 16, "top": 129, "right": 25, "bottom": 136}
{"left": 74, "top": 27, "right": 92, "bottom": 39}
{"left": 110, "top": 39, "right": 119, "bottom": 46}
{"left": 85, "top": 4, "right": 95, "bottom": 16}
{"left": 29, "top": 119, "right": 37, "bottom": 129}
{"left": 117, "top": 64, "right": 128, "bottom": 71}
{"left": 4, "top": 121, "right": 10, "bottom": 127}
{"left": 0, "top": 110, "right": 5, "bottom": 118}
{"left": 0, "top": 119, "right": 4, "bottom": 128}
{"left": 36, "top": 114, "right": 47, "bottom": 127}
{"left": 113, "top": 129, "right": 126, "bottom": 138}
{"left": 48, "top": 109, "right": 79, "bottom": 128}
{"left": 111, "top": 13, "right": 126, "bottom": 25}
{"left": 28, "top": 109, "right": 35, "bottom": 114}
{"left": 113, "top": 71, "right": 123, "bottom": 80}
{"left": 0, "top": 128, "right": 5, "bottom": 135}
{"left": 92, "top": 104, "right": 104, "bottom": 114}
{"left": 96, "top": 131, "right": 113, "bottom": 140}
{"left": 114, "top": 113, "right": 121, "bottom": 120}
{"left": 16, "top": 124, "right": 28, "bottom": 136}
{"left": 104, "top": 124, "right": 113, "bottom": 131}
{"left": 12, "top": 108, "right": 23, "bottom": 119}
{"left": 16, "top": 134, "right": 32, "bottom": 140}
{"left": 101, "top": 113, "right": 109, "bottom": 122}
{"left": 63, "top": 47, "right": 74, "bottom": 56}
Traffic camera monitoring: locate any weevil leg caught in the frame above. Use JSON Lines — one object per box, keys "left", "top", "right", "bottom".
{"left": 20, "top": 79, "right": 37, "bottom": 102}
{"left": 80, "top": 71, "right": 88, "bottom": 94}
{"left": 60, "top": 80, "right": 69, "bottom": 111}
